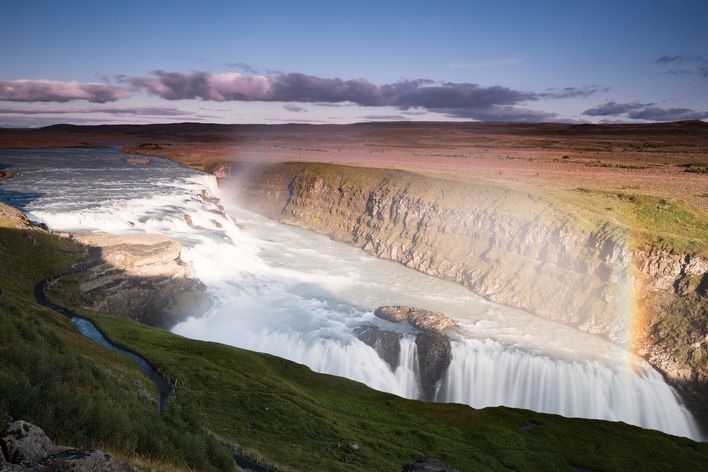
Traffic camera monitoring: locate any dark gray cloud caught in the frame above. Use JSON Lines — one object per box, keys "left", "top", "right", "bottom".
{"left": 0, "top": 79, "right": 130, "bottom": 103}
{"left": 654, "top": 54, "right": 708, "bottom": 79}
{"left": 655, "top": 55, "right": 684, "bottom": 64}
{"left": 124, "top": 70, "right": 594, "bottom": 121}
{"left": 582, "top": 101, "right": 650, "bottom": 116}
{"left": 626, "top": 106, "right": 708, "bottom": 121}
{"left": 582, "top": 101, "right": 708, "bottom": 121}
{"left": 654, "top": 54, "right": 706, "bottom": 64}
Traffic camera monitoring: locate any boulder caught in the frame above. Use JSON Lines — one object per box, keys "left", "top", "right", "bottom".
{"left": 1, "top": 421, "right": 58, "bottom": 465}
{"left": 402, "top": 457, "right": 459, "bottom": 472}
{"left": 0, "top": 421, "right": 135, "bottom": 471}
{"left": 374, "top": 306, "right": 410, "bottom": 323}
{"left": 356, "top": 326, "right": 402, "bottom": 370}
{"left": 41, "top": 449, "right": 136, "bottom": 471}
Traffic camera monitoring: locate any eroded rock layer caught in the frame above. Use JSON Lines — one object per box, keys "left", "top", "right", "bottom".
{"left": 70, "top": 232, "right": 210, "bottom": 328}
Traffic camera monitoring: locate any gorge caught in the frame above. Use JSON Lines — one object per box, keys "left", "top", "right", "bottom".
{"left": 0, "top": 147, "right": 703, "bottom": 443}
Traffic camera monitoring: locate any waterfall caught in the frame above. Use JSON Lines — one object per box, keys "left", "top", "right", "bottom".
{"left": 438, "top": 339, "right": 700, "bottom": 439}
{"left": 0, "top": 147, "right": 701, "bottom": 441}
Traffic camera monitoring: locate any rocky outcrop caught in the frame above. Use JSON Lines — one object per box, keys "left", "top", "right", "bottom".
{"left": 415, "top": 332, "right": 452, "bottom": 401}
{"left": 364, "top": 306, "right": 457, "bottom": 400}
{"left": 375, "top": 306, "right": 457, "bottom": 333}
{"left": 71, "top": 232, "right": 210, "bottom": 328}
{"left": 356, "top": 326, "right": 402, "bottom": 370}
{"left": 0, "top": 420, "right": 135, "bottom": 471}
{"left": 402, "top": 458, "right": 459, "bottom": 472}
{"left": 231, "top": 162, "right": 707, "bottom": 415}
{"left": 1, "top": 421, "right": 59, "bottom": 465}
{"left": 0, "top": 204, "right": 34, "bottom": 230}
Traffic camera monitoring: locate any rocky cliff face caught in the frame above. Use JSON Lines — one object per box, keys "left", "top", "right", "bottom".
{"left": 229, "top": 162, "right": 707, "bottom": 409}
{"left": 69, "top": 232, "right": 210, "bottom": 328}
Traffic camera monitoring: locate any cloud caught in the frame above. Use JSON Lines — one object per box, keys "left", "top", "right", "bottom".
{"left": 582, "top": 101, "right": 650, "bottom": 116}
{"left": 123, "top": 70, "right": 595, "bottom": 120}
{"left": 448, "top": 58, "right": 521, "bottom": 69}
{"left": 655, "top": 55, "right": 684, "bottom": 64}
{"left": 626, "top": 106, "right": 708, "bottom": 121}
{"left": 538, "top": 85, "right": 608, "bottom": 99}
{"left": 0, "top": 105, "right": 192, "bottom": 116}
{"left": 0, "top": 70, "right": 604, "bottom": 123}
{"left": 582, "top": 101, "right": 708, "bottom": 121}
{"left": 0, "top": 79, "right": 130, "bottom": 103}
{"left": 359, "top": 114, "right": 409, "bottom": 120}
{"left": 436, "top": 105, "right": 557, "bottom": 122}
{"left": 283, "top": 103, "right": 307, "bottom": 112}
{"left": 225, "top": 62, "right": 259, "bottom": 73}
{"left": 654, "top": 54, "right": 706, "bottom": 64}
{"left": 125, "top": 71, "right": 273, "bottom": 101}
{"left": 654, "top": 54, "right": 708, "bottom": 79}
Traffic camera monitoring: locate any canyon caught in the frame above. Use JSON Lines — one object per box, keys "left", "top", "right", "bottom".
{"left": 0, "top": 123, "right": 706, "bottom": 466}
{"left": 226, "top": 161, "right": 707, "bottom": 422}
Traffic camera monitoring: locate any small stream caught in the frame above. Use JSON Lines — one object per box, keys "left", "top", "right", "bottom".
{"left": 34, "top": 274, "right": 174, "bottom": 412}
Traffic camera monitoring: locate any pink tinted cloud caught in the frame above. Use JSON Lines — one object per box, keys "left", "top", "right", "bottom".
{"left": 0, "top": 79, "right": 131, "bottom": 103}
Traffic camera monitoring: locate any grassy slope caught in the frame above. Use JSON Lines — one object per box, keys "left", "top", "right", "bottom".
{"left": 0, "top": 212, "right": 234, "bottom": 471}
{"left": 61, "top": 307, "right": 708, "bottom": 472}
{"left": 2, "top": 206, "right": 708, "bottom": 471}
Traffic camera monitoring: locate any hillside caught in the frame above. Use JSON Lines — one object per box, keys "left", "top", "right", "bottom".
{"left": 2, "top": 204, "right": 707, "bottom": 471}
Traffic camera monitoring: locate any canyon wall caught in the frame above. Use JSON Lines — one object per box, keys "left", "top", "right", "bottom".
{"left": 227, "top": 162, "right": 707, "bottom": 412}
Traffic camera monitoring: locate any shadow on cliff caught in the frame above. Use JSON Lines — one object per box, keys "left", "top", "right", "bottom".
{"left": 51, "top": 235, "right": 212, "bottom": 330}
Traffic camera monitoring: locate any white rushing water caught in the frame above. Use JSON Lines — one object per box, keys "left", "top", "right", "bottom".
{"left": 0, "top": 148, "right": 700, "bottom": 440}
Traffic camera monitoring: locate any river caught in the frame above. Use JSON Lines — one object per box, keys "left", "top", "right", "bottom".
{"left": 0, "top": 147, "right": 700, "bottom": 440}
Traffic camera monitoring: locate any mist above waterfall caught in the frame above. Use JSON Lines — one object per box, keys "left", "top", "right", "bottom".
{"left": 0, "top": 147, "right": 700, "bottom": 440}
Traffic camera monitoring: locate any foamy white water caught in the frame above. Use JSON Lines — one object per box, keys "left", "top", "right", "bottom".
{"left": 0, "top": 148, "right": 700, "bottom": 440}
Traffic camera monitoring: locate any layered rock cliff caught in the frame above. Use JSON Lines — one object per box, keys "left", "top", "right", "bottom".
{"left": 62, "top": 232, "right": 210, "bottom": 328}
{"left": 228, "top": 162, "right": 707, "bottom": 415}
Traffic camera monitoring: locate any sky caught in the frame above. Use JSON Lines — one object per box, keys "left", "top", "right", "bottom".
{"left": 1, "top": 0, "right": 707, "bottom": 127}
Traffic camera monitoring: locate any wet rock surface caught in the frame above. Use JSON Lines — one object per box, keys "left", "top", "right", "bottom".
{"left": 365, "top": 306, "right": 456, "bottom": 400}
{"left": 0, "top": 420, "right": 135, "bottom": 471}
{"left": 356, "top": 326, "right": 402, "bottom": 370}
{"left": 415, "top": 331, "right": 453, "bottom": 401}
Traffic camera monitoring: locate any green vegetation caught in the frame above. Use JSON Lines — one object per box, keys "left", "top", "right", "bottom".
{"left": 70, "top": 306, "right": 708, "bottom": 472}
{"left": 2, "top": 205, "right": 708, "bottom": 471}
{"left": 0, "top": 215, "right": 234, "bottom": 471}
